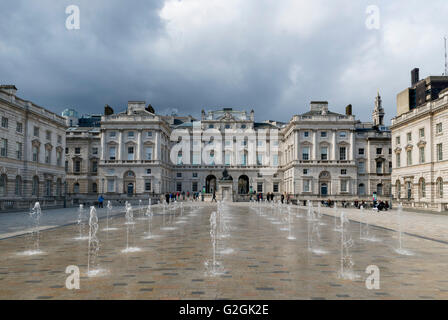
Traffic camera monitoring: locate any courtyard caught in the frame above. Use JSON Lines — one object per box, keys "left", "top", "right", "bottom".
{"left": 0, "top": 202, "right": 448, "bottom": 300}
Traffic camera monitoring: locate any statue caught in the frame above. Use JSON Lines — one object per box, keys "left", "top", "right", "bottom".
{"left": 221, "top": 168, "right": 232, "bottom": 181}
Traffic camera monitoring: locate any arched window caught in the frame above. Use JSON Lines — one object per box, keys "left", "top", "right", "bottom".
{"left": 0, "top": 174, "right": 7, "bottom": 196}
{"left": 15, "top": 176, "right": 22, "bottom": 196}
{"left": 437, "top": 178, "right": 444, "bottom": 198}
{"left": 358, "top": 183, "right": 365, "bottom": 196}
{"left": 32, "top": 176, "right": 39, "bottom": 196}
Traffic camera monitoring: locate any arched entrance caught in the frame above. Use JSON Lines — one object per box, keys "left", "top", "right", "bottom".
{"left": 205, "top": 175, "right": 217, "bottom": 193}
{"left": 127, "top": 183, "right": 134, "bottom": 195}
{"left": 124, "top": 171, "right": 136, "bottom": 195}
{"left": 238, "top": 175, "right": 249, "bottom": 194}
{"left": 319, "top": 171, "right": 331, "bottom": 197}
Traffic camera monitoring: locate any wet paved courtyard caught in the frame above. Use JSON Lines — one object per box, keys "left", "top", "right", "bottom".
{"left": 1, "top": 202, "right": 448, "bottom": 300}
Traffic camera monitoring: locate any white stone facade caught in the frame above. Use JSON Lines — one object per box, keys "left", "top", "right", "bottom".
{"left": 391, "top": 89, "right": 448, "bottom": 212}
{"left": 0, "top": 86, "right": 66, "bottom": 210}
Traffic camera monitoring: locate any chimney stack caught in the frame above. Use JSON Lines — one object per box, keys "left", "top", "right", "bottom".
{"left": 411, "top": 68, "right": 420, "bottom": 86}
{"left": 345, "top": 104, "right": 352, "bottom": 116}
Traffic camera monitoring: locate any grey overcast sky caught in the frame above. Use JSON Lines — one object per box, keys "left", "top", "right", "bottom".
{"left": 1, "top": 0, "right": 447, "bottom": 124}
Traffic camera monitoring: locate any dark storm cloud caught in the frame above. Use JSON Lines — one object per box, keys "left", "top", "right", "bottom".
{"left": 1, "top": 0, "right": 447, "bottom": 123}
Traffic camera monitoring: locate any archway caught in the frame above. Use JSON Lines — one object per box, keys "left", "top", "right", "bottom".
{"left": 319, "top": 171, "right": 331, "bottom": 197}
{"left": 123, "top": 171, "right": 136, "bottom": 195}
{"left": 206, "top": 175, "right": 217, "bottom": 193}
{"left": 238, "top": 175, "right": 249, "bottom": 194}
{"left": 127, "top": 183, "right": 134, "bottom": 195}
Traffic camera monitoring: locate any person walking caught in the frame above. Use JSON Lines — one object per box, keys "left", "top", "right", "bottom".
{"left": 212, "top": 190, "right": 217, "bottom": 202}
{"left": 98, "top": 195, "right": 104, "bottom": 208}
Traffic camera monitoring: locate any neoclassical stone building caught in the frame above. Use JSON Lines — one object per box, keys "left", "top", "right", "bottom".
{"left": 391, "top": 70, "right": 448, "bottom": 212}
{"left": 62, "top": 96, "right": 391, "bottom": 204}
{"left": 0, "top": 85, "right": 66, "bottom": 210}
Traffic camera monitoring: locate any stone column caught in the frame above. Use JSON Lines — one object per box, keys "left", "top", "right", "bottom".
{"left": 136, "top": 130, "right": 142, "bottom": 161}
{"left": 332, "top": 130, "right": 337, "bottom": 160}
{"left": 117, "top": 130, "right": 123, "bottom": 161}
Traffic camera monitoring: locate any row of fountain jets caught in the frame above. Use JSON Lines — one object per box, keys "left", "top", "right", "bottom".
{"left": 23, "top": 198, "right": 411, "bottom": 279}
{"left": 249, "top": 199, "right": 412, "bottom": 280}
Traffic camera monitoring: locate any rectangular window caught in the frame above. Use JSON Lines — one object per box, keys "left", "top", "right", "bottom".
{"left": 358, "top": 161, "right": 365, "bottom": 173}
{"left": 1, "top": 117, "right": 8, "bottom": 128}
{"left": 273, "top": 183, "right": 279, "bottom": 193}
{"left": 341, "top": 180, "right": 348, "bottom": 192}
{"left": 273, "top": 154, "right": 279, "bottom": 166}
{"left": 407, "top": 132, "right": 412, "bottom": 142}
{"left": 146, "top": 169, "right": 152, "bottom": 174}
{"left": 34, "top": 126, "right": 39, "bottom": 137}
{"left": 74, "top": 160, "right": 81, "bottom": 173}
{"left": 75, "top": 147, "right": 81, "bottom": 154}
{"left": 127, "top": 146, "right": 134, "bottom": 160}
{"left": 419, "top": 147, "right": 425, "bottom": 163}
{"left": 321, "top": 147, "right": 328, "bottom": 160}
{"left": 16, "top": 122, "right": 22, "bottom": 133}
{"left": 147, "top": 131, "right": 152, "bottom": 137}
{"left": 16, "top": 142, "right": 22, "bottom": 160}
{"left": 92, "top": 161, "right": 98, "bottom": 173}
{"left": 109, "top": 147, "right": 116, "bottom": 160}
{"left": 257, "top": 154, "right": 263, "bottom": 165}
{"left": 341, "top": 169, "right": 347, "bottom": 175}
{"left": 193, "top": 152, "right": 201, "bottom": 165}
{"left": 107, "top": 179, "right": 115, "bottom": 193}
{"left": 321, "top": 131, "right": 327, "bottom": 138}
{"left": 376, "top": 148, "right": 382, "bottom": 155}
{"left": 109, "top": 131, "right": 116, "bottom": 138}
{"left": 57, "top": 135, "right": 62, "bottom": 144}
{"left": 46, "top": 180, "right": 52, "bottom": 196}
{"left": 92, "top": 147, "right": 98, "bottom": 155}
{"left": 192, "top": 172, "right": 198, "bottom": 178}
{"left": 436, "top": 123, "right": 443, "bottom": 134}
{"left": 303, "top": 131, "right": 309, "bottom": 138}
{"left": 33, "top": 146, "right": 38, "bottom": 162}
{"left": 339, "top": 131, "right": 347, "bottom": 138}
{"left": 45, "top": 149, "right": 51, "bottom": 164}
{"left": 396, "top": 153, "right": 401, "bottom": 168}
{"left": 145, "top": 181, "right": 151, "bottom": 191}
{"left": 145, "top": 147, "right": 153, "bottom": 160}
{"left": 192, "top": 182, "right": 198, "bottom": 192}
{"left": 302, "top": 147, "right": 310, "bottom": 160}
{"left": 396, "top": 136, "right": 401, "bottom": 145}
{"left": 0, "top": 139, "right": 7, "bottom": 157}
{"left": 241, "top": 153, "right": 247, "bottom": 165}
{"left": 46, "top": 130, "right": 51, "bottom": 140}
{"left": 56, "top": 151, "right": 61, "bottom": 166}
{"left": 303, "top": 180, "right": 310, "bottom": 192}
{"left": 128, "top": 131, "right": 134, "bottom": 138}
{"left": 358, "top": 148, "right": 365, "bottom": 155}
{"left": 339, "top": 147, "right": 346, "bottom": 160}
{"left": 419, "top": 128, "right": 425, "bottom": 138}
{"left": 407, "top": 150, "right": 412, "bottom": 166}
{"left": 225, "top": 153, "right": 231, "bottom": 165}
{"left": 376, "top": 161, "right": 382, "bottom": 174}
{"left": 257, "top": 182, "right": 263, "bottom": 193}
{"left": 303, "top": 169, "right": 308, "bottom": 175}
{"left": 177, "top": 172, "right": 182, "bottom": 178}
{"left": 437, "top": 144, "right": 443, "bottom": 161}
{"left": 176, "top": 182, "right": 182, "bottom": 192}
